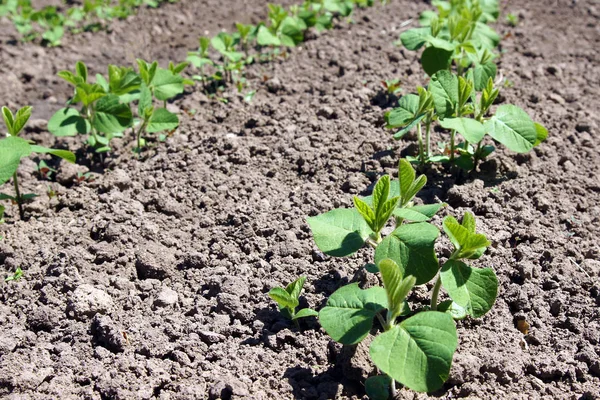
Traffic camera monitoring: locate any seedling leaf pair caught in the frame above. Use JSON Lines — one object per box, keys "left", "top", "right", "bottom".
{"left": 1, "top": 106, "right": 75, "bottom": 219}
{"left": 269, "top": 276, "right": 317, "bottom": 321}
{"left": 438, "top": 212, "right": 498, "bottom": 318}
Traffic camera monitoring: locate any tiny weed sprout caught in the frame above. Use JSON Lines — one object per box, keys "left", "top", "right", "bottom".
{"left": 5, "top": 267, "right": 23, "bottom": 283}
{"left": 307, "top": 160, "right": 498, "bottom": 397}
{"left": 385, "top": 70, "right": 547, "bottom": 170}
{"left": 269, "top": 276, "right": 318, "bottom": 322}
{"left": 381, "top": 79, "right": 402, "bottom": 96}
{"left": 1, "top": 106, "right": 75, "bottom": 219}
{"left": 399, "top": 0, "right": 500, "bottom": 77}
{"left": 506, "top": 13, "right": 518, "bottom": 27}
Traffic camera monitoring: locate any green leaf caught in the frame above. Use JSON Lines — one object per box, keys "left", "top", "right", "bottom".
{"left": 393, "top": 115, "right": 426, "bottom": 139}
{"left": 439, "top": 117, "right": 485, "bottom": 143}
{"left": 443, "top": 216, "right": 490, "bottom": 257}
{"left": 110, "top": 70, "right": 141, "bottom": 96}
{"left": 0, "top": 136, "right": 31, "bottom": 185}
{"left": 365, "top": 375, "right": 392, "bottom": 400}
{"left": 393, "top": 203, "right": 445, "bottom": 222}
{"left": 429, "top": 70, "right": 458, "bottom": 119}
{"left": 146, "top": 108, "right": 179, "bottom": 133}
{"left": 375, "top": 222, "right": 439, "bottom": 285}
{"left": 409, "top": 203, "right": 446, "bottom": 218}
{"left": 354, "top": 196, "right": 376, "bottom": 229}
{"left": 421, "top": 46, "right": 453, "bottom": 77}
{"left": 377, "top": 197, "right": 400, "bottom": 230}
{"left": 269, "top": 287, "right": 298, "bottom": 310}
{"left": 0, "top": 147, "right": 22, "bottom": 186}
{"left": 471, "top": 62, "right": 497, "bottom": 91}
{"left": 473, "top": 22, "right": 500, "bottom": 49}
{"left": 484, "top": 105, "right": 537, "bottom": 153}
{"left": 75, "top": 61, "right": 88, "bottom": 82}
{"left": 48, "top": 108, "right": 91, "bottom": 137}
{"left": 426, "top": 36, "right": 455, "bottom": 51}
{"left": 440, "top": 260, "right": 498, "bottom": 318}
{"left": 461, "top": 212, "right": 476, "bottom": 233}
{"left": 379, "top": 259, "right": 416, "bottom": 321}
{"left": 534, "top": 122, "right": 548, "bottom": 146}
{"left": 285, "top": 276, "right": 307, "bottom": 301}
{"left": 319, "top": 284, "right": 387, "bottom": 345}
{"left": 370, "top": 311, "right": 457, "bottom": 392}
{"left": 9, "top": 106, "right": 32, "bottom": 136}
{"left": 398, "top": 158, "right": 415, "bottom": 204}
{"left": 138, "top": 83, "right": 153, "bottom": 118}
{"left": 437, "top": 300, "right": 468, "bottom": 320}
{"left": 30, "top": 145, "right": 76, "bottom": 163}
{"left": 1, "top": 107, "right": 14, "bottom": 135}
{"left": 293, "top": 308, "right": 319, "bottom": 320}
{"left": 281, "top": 18, "right": 305, "bottom": 46}
{"left": 372, "top": 175, "right": 390, "bottom": 215}
{"left": 307, "top": 208, "right": 373, "bottom": 257}
{"left": 151, "top": 68, "right": 185, "bottom": 101}
{"left": 92, "top": 95, "right": 133, "bottom": 134}
{"left": 257, "top": 25, "right": 281, "bottom": 46}
{"left": 0, "top": 136, "right": 31, "bottom": 158}
{"left": 403, "top": 175, "right": 426, "bottom": 208}
{"left": 400, "top": 27, "right": 430, "bottom": 50}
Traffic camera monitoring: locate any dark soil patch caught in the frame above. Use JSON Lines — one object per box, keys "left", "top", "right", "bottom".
{"left": 0, "top": 0, "right": 599, "bottom": 399}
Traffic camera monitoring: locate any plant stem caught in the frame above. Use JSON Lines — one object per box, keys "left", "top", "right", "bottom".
{"left": 430, "top": 275, "right": 442, "bottom": 311}
{"left": 135, "top": 121, "right": 147, "bottom": 158}
{"left": 472, "top": 142, "right": 482, "bottom": 172}
{"left": 12, "top": 172, "right": 23, "bottom": 219}
{"left": 425, "top": 117, "right": 432, "bottom": 159}
{"left": 417, "top": 123, "right": 425, "bottom": 165}
{"left": 449, "top": 129, "right": 456, "bottom": 163}
{"left": 390, "top": 378, "right": 396, "bottom": 397}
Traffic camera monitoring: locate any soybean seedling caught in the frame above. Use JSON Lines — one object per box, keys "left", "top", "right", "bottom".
{"left": 385, "top": 70, "right": 547, "bottom": 170}
{"left": 307, "top": 160, "right": 498, "bottom": 398}
{"left": 48, "top": 61, "right": 136, "bottom": 153}
{"left": 187, "top": 37, "right": 219, "bottom": 92}
{"left": 256, "top": 4, "right": 306, "bottom": 48}
{"left": 135, "top": 59, "right": 183, "bottom": 155}
{"left": 1, "top": 106, "right": 75, "bottom": 219}
{"left": 399, "top": 0, "right": 500, "bottom": 77}
{"left": 269, "top": 276, "right": 318, "bottom": 323}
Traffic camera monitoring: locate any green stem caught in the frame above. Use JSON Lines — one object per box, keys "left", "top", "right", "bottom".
{"left": 417, "top": 123, "right": 425, "bottom": 165}
{"left": 425, "top": 117, "right": 432, "bottom": 159}
{"left": 472, "top": 142, "right": 482, "bottom": 172}
{"left": 390, "top": 378, "right": 396, "bottom": 397}
{"left": 449, "top": 129, "right": 456, "bottom": 163}
{"left": 430, "top": 275, "right": 442, "bottom": 311}
{"left": 135, "top": 121, "right": 147, "bottom": 158}
{"left": 12, "top": 172, "right": 23, "bottom": 219}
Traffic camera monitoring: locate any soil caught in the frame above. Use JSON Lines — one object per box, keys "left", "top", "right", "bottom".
{"left": 0, "top": 0, "right": 599, "bottom": 399}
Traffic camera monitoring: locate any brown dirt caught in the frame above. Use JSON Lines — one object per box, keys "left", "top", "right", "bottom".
{"left": 0, "top": 0, "right": 599, "bottom": 399}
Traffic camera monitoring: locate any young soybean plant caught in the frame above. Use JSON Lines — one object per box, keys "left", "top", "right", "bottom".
{"left": 135, "top": 59, "right": 185, "bottom": 154}
{"left": 386, "top": 70, "right": 548, "bottom": 171}
{"left": 269, "top": 276, "right": 318, "bottom": 322}
{"left": 399, "top": 0, "right": 500, "bottom": 78}
{"left": 1, "top": 106, "right": 75, "bottom": 219}
{"left": 48, "top": 61, "right": 137, "bottom": 153}
{"left": 307, "top": 160, "right": 498, "bottom": 398}
{"left": 308, "top": 160, "right": 444, "bottom": 256}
